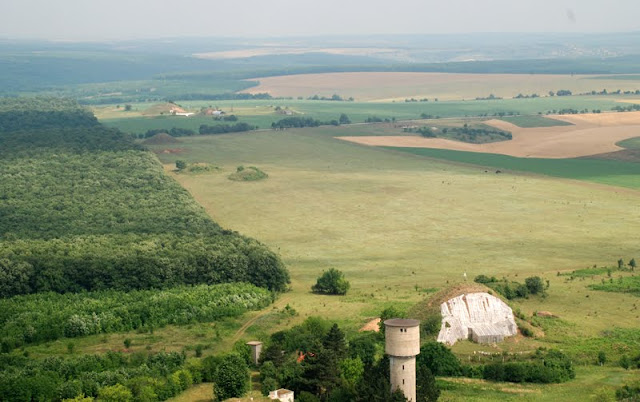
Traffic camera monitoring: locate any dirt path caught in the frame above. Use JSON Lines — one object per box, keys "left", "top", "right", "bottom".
{"left": 231, "top": 296, "right": 292, "bottom": 343}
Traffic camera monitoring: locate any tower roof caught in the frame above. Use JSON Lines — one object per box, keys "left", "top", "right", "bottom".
{"left": 384, "top": 318, "right": 420, "bottom": 327}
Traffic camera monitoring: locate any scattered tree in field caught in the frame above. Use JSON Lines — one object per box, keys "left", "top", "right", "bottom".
{"left": 597, "top": 351, "right": 607, "bottom": 366}
{"left": 123, "top": 338, "right": 132, "bottom": 349}
{"left": 311, "top": 268, "right": 350, "bottom": 295}
{"left": 525, "top": 276, "right": 545, "bottom": 295}
{"left": 124, "top": 104, "right": 132, "bottom": 111}
{"left": 629, "top": 258, "right": 637, "bottom": 270}
{"left": 620, "top": 355, "right": 631, "bottom": 370}
{"left": 618, "top": 259, "right": 624, "bottom": 269}
{"left": 339, "top": 113, "right": 351, "bottom": 124}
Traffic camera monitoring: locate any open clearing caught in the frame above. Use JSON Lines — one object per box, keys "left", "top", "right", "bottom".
{"left": 338, "top": 112, "right": 640, "bottom": 158}
{"left": 242, "top": 72, "right": 640, "bottom": 101}
{"left": 149, "top": 127, "right": 640, "bottom": 338}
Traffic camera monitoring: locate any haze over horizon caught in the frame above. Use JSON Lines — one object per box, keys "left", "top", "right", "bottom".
{"left": 2, "top": 0, "right": 640, "bottom": 41}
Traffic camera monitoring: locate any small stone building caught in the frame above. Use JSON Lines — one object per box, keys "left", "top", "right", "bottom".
{"left": 269, "top": 388, "right": 294, "bottom": 402}
{"left": 246, "top": 341, "right": 263, "bottom": 365}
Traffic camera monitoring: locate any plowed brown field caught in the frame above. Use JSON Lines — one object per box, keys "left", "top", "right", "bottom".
{"left": 338, "top": 112, "right": 640, "bottom": 158}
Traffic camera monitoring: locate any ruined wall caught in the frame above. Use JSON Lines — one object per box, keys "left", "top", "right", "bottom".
{"left": 437, "top": 292, "right": 517, "bottom": 345}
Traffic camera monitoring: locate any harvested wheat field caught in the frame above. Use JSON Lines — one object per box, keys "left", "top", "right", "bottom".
{"left": 339, "top": 112, "right": 640, "bottom": 158}
{"left": 242, "top": 72, "right": 640, "bottom": 101}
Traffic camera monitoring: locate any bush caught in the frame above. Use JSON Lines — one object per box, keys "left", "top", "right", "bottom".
{"left": 212, "top": 353, "right": 249, "bottom": 400}
{"left": 417, "top": 342, "right": 461, "bottom": 376}
{"left": 481, "top": 349, "right": 574, "bottom": 384}
{"left": 311, "top": 268, "right": 350, "bottom": 295}
{"left": 525, "top": 276, "right": 544, "bottom": 295}
{"left": 474, "top": 275, "right": 496, "bottom": 284}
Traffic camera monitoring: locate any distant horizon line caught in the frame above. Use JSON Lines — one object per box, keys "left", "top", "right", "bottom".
{"left": 1, "top": 30, "right": 639, "bottom": 44}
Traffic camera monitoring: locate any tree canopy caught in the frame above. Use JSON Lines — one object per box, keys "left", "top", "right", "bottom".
{"left": 311, "top": 268, "right": 350, "bottom": 295}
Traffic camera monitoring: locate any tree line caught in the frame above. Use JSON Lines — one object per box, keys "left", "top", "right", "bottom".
{"left": 0, "top": 283, "right": 272, "bottom": 351}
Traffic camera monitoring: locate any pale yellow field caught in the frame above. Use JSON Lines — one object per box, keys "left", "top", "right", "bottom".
{"left": 338, "top": 112, "right": 640, "bottom": 158}
{"left": 242, "top": 72, "right": 640, "bottom": 101}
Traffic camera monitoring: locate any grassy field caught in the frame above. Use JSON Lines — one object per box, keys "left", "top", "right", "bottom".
{"left": 498, "top": 115, "right": 574, "bottom": 128}
{"left": 618, "top": 136, "right": 640, "bottom": 150}
{"left": 144, "top": 126, "right": 640, "bottom": 400}
{"left": 384, "top": 147, "right": 640, "bottom": 189}
{"left": 99, "top": 96, "right": 626, "bottom": 135}
{"left": 146, "top": 127, "right": 639, "bottom": 323}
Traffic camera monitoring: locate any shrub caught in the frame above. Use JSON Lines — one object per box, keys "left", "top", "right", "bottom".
{"left": 525, "top": 276, "right": 544, "bottom": 295}
{"left": 417, "top": 342, "right": 461, "bottom": 376}
{"left": 311, "top": 268, "right": 350, "bottom": 295}
{"left": 212, "top": 353, "right": 249, "bottom": 401}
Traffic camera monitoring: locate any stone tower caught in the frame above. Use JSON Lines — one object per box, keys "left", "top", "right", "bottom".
{"left": 384, "top": 318, "right": 420, "bottom": 402}
{"left": 246, "top": 341, "right": 263, "bottom": 365}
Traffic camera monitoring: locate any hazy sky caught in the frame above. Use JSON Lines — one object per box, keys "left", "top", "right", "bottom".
{"left": 1, "top": 0, "right": 639, "bottom": 41}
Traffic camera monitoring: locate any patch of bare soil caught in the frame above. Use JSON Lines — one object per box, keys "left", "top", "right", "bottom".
{"left": 359, "top": 318, "right": 381, "bottom": 332}
{"left": 338, "top": 113, "right": 640, "bottom": 159}
{"left": 154, "top": 148, "right": 184, "bottom": 154}
{"left": 535, "top": 311, "right": 558, "bottom": 318}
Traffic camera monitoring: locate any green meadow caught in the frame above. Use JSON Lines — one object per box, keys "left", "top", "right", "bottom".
{"left": 386, "top": 147, "right": 640, "bottom": 189}
{"left": 100, "top": 96, "right": 625, "bottom": 135}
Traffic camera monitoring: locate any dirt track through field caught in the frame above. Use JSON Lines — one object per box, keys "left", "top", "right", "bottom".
{"left": 338, "top": 112, "right": 640, "bottom": 158}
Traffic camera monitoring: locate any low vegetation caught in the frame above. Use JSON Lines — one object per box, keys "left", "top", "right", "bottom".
{"left": 474, "top": 275, "right": 547, "bottom": 300}
{"left": 407, "top": 123, "right": 512, "bottom": 144}
{"left": 589, "top": 276, "right": 640, "bottom": 296}
{"left": 228, "top": 166, "right": 268, "bottom": 181}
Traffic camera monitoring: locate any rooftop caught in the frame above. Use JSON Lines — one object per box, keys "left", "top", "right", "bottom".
{"left": 384, "top": 318, "right": 420, "bottom": 327}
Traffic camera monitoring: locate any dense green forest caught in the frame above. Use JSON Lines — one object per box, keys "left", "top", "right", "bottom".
{"left": 0, "top": 97, "right": 289, "bottom": 297}
{"left": 0, "top": 283, "right": 272, "bottom": 349}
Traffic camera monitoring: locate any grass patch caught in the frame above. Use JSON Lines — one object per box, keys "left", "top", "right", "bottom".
{"left": 499, "top": 115, "right": 573, "bottom": 128}
{"left": 560, "top": 267, "right": 614, "bottom": 278}
{"left": 228, "top": 166, "right": 268, "bottom": 181}
{"left": 386, "top": 147, "right": 640, "bottom": 189}
{"left": 179, "top": 162, "right": 220, "bottom": 174}
{"left": 589, "top": 276, "right": 640, "bottom": 296}
{"left": 618, "top": 136, "right": 640, "bottom": 150}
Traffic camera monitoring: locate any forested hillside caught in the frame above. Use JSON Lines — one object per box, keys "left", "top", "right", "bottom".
{"left": 0, "top": 98, "right": 289, "bottom": 297}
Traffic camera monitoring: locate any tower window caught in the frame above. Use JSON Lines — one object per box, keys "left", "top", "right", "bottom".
{"left": 402, "top": 365, "right": 405, "bottom": 370}
{"left": 403, "top": 379, "right": 405, "bottom": 384}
